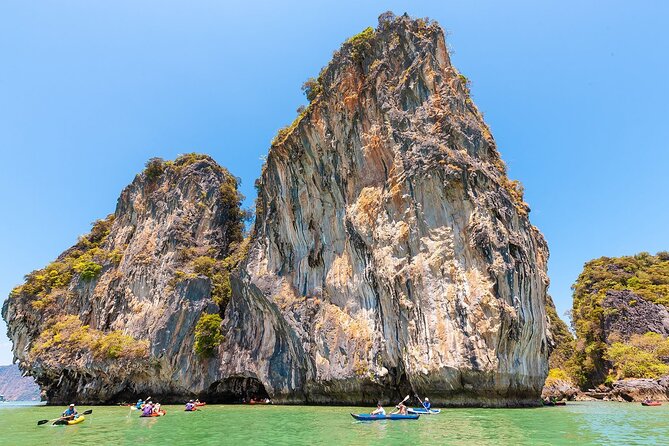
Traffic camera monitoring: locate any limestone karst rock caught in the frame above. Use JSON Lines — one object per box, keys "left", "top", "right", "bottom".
{"left": 220, "top": 13, "right": 550, "bottom": 406}
{"left": 3, "top": 155, "right": 247, "bottom": 403}
{"left": 3, "top": 13, "right": 550, "bottom": 406}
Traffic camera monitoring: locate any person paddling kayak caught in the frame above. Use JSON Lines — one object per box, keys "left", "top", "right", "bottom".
{"left": 370, "top": 402, "right": 386, "bottom": 416}
{"left": 423, "top": 397, "right": 431, "bottom": 410}
{"left": 62, "top": 404, "right": 78, "bottom": 421}
{"left": 141, "top": 402, "right": 154, "bottom": 417}
{"left": 391, "top": 402, "right": 408, "bottom": 415}
{"left": 185, "top": 400, "right": 196, "bottom": 411}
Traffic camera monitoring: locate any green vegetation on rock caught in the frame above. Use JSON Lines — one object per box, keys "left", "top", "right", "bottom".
{"left": 193, "top": 313, "right": 224, "bottom": 358}
{"left": 301, "top": 78, "right": 322, "bottom": 102}
{"left": 606, "top": 332, "right": 669, "bottom": 379}
{"left": 30, "top": 315, "right": 148, "bottom": 363}
{"left": 346, "top": 26, "right": 375, "bottom": 62}
{"left": 184, "top": 237, "right": 250, "bottom": 311}
{"left": 271, "top": 107, "right": 309, "bottom": 147}
{"left": 10, "top": 215, "right": 116, "bottom": 308}
{"left": 144, "top": 157, "right": 165, "bottom": 181}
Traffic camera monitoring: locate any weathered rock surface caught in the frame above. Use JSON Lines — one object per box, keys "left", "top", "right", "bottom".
{"left": 610, "top": 377, "right": 669, "bottom": 402}
{"left": 3, "top": 13, "right": 551, "bottom": 406}
{"left": 221, "top": 13, "right": 550, "bottom": 406}
{"left": 601, "top": 290, "right": 669, "bottom": 342}
{"left": 541, "top": 378, "right": 579, "bottom": 401}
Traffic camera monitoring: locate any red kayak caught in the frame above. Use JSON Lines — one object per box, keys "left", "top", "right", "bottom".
{"left": 140, "top": 410, "right": 166, "bottom": 417}
{"left": 642, "top": 401, "right": 662, "bottom": 406}
{"left": 195, "top": 402, "right": 206, "bottom": 407}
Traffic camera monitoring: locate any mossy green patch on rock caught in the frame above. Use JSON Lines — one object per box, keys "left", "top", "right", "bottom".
{"left": 193, "top": 313, "right": 224, "bottom": 358}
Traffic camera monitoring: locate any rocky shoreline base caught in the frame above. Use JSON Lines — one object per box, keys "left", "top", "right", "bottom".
{"left": 543, "top": 377, "right": 669, "bottom": 402}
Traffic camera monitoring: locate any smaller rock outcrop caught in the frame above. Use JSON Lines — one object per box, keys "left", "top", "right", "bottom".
{"left": 3, "top": 154, "right": 247, "bottom": 404}
{"left": 569, "top": 252, "right": 669, "bottom": 388}
{"left": 610, "top": 377, "right": 669, "bottom": 402}
{"left": 541, "top": 378, "right": 579, "bottom": 401}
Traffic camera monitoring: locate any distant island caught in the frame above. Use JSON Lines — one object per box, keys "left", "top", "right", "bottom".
{"left": 0, "top": 364, "right": 41, "bottom": 401}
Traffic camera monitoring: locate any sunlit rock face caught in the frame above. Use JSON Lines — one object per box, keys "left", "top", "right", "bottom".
{"left": 222, "top": 12, "right": 550, "bottom": 406}
{"left": 3, "top": 156, "right": 245, "bottom": 404}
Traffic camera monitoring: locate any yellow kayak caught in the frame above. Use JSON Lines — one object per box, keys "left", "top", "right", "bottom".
{"left": 68, "top": 415, "right": 85, "bottom": 425}
{"left": 55, "top": 415, "right": 85, "bottom": 426}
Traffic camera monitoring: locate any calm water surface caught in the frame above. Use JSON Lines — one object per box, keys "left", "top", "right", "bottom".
{"left": 1, "top": 401, "right": 667, "bottom": 445}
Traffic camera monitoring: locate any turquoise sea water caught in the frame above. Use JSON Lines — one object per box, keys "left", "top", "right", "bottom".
{"left": 0, "top": 401, "right": 667, "bottom": 445}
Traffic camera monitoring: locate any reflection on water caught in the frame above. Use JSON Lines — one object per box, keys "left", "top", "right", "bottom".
{"left": 0, "top": 401, "right": 667, "bottom": 445}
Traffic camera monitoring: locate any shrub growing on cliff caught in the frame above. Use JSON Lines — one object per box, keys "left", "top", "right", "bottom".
{"left": 546, "top": 368, "right": 572, "bottom": 382}
{"left": 301, "top": 77, "right": 322, "bottom": 102}
{"left": 30, "top": 315, "right": 148, "bottom": 364}
{"left": 173, "top": 153, "right": 211, "bottom": 169}
{"left": 91, "top": 330, "right": 148, "bottom": 360}
{"left": 73, "top": 259, "right": 103, "bottom": 280}
{"left": 346, "top": 26, "right": 375, "bottom": 62}
{"left": 605, "top": 333, "right": 669, "bottom": 379}
{"left": 10, "top": 215, "right": 117, "bottom": 305}
{"left": 193, "top": 313, "right": 224, "bottom": 358}
{"left": 144, "top": 157, "right": 165, "bottom": 181}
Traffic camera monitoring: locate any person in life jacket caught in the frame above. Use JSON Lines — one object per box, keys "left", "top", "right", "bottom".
{"left": 423, "top": 397, "right": 431, "bottom": 410}
{"left": 62, "top": 404, "right": 78, "bottom": 420}
{"left": 142, "top": 402, "right": 154, "bottom": 417}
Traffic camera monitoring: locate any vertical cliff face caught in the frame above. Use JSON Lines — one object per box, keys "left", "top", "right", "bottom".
{"left": 2, "top": 155, "right": 245, "bottom": 403}
{"left": 221, "top": 13, "right": 550, "bottom": 406}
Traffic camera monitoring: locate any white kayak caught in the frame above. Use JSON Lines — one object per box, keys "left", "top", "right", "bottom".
{"left": 407, "top": 407, "right": 441, "bottom": 415}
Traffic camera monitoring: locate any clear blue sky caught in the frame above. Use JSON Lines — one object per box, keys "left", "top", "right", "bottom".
{"left": 1, "top": 1, "right": 667, "bottom": 365}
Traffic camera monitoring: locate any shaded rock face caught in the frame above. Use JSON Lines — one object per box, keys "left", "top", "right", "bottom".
{"left": 601, "top": 290, "right": 669, "bottom": 342}
{"left": 223, "top": 13, "right": 550, "bottom": 406}
{"left": 610, "top": 377, "right": 669, "bottom": 402}
{"left": 3, "top": 156, "right": 244, "bottom": 404}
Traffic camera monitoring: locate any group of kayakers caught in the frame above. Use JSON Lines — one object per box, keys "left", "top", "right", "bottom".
{"left": 48, "top": 394, "right": 438, "bottom": 427}
{"left": 370, "top": 396, "right": 431, "bottom": 416}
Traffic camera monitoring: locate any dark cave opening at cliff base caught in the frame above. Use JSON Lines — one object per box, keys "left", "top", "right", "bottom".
{"left": 204, "top": 377, "right": 269, "bottom": 403}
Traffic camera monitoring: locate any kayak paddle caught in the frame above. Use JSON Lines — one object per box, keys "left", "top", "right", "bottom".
{"left": 38, "top": 409, "right": 93, "bottom": 425}
{"left": 416, "top": 395, "right": 428, "bottom": 410}
{"left": 397, "top": 395, "right": 410, "bottom": 407}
